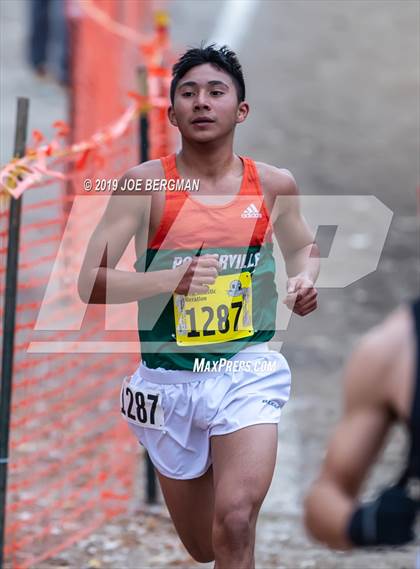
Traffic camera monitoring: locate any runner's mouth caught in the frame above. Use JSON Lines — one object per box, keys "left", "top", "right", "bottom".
{"left": 191, "top": 117, "right": 215, "bottom": 125}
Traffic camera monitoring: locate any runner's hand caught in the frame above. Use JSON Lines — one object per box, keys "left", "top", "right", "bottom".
{"left": 283, "top": 274, "right": 318, "bottom": 316}
{"left": 174, "top": 254, "right": 219, "bottom": 295}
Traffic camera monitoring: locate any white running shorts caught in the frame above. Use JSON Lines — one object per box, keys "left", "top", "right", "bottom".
{"left": 120, "top": 343, "right": 291, "bottom": 479}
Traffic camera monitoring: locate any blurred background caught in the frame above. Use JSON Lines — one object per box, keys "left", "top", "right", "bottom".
{"left": 0, "top": 1, "right": 418, "bottom": 568}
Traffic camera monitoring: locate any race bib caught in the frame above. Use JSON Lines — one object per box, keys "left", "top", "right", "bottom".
{"left": 120, "top": 377, "right": 164, "bottom": 430}
{"left": 173, "top": 272, "right": 253, "bottom": 346}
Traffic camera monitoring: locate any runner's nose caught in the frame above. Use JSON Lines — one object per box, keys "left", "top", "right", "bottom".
{"left": 193, "top": 92, "right": 211, "bottom": 111}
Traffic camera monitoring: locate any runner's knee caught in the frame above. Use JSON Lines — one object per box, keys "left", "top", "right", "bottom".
{"left": 183, "top": 541, "right": 214, "bottom": 563}
{"left": 213, "top": 506, "right": 253, "bottom": 547}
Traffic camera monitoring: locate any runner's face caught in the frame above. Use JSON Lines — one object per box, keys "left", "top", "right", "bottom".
{"left": 169, "top": 63, "right": 248, "bottom": 142}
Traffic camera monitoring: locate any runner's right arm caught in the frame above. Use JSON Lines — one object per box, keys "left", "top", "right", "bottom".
{"left": 78, "top": 166, "right": 219, "bottom": 304}
{"left": 78, "top": 167, "right": 179, "bottom": 303}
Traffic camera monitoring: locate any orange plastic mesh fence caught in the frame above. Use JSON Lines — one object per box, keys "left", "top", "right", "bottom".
{"left": 1, "top": 1, "right": 175, "bottom": 567}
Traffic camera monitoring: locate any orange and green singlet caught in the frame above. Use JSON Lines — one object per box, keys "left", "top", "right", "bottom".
{"left": 135, "top": 154, "right": 278, "bottom": 370}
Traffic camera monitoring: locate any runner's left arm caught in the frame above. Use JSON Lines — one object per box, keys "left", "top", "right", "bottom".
{"left": 269, "top": 168, "right": 320, "bottom": 316}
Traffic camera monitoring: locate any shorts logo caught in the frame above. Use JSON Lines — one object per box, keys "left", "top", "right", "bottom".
{"left": 240, "top": 203, "right": 262, "bottom": 218}
{"left": 262, "top": 399, "right": 281, "bottom": 409}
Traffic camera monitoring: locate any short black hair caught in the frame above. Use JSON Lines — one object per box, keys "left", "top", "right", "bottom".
{"left": 170, "top": 44, "right": 246, "bottom": 105}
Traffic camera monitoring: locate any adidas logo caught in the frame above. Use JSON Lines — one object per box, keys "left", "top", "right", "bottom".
{"left": 240, "top": 203, "right": 262, "bottom": 218}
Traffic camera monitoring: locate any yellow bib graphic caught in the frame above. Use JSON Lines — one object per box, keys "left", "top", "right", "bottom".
{"left": 174, "top": 272, "right": 253, "bottom": 346}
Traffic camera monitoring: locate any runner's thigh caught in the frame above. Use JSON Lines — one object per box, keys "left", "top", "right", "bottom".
{"left": 211, "top": 424, "right": 278, "bottom": 520}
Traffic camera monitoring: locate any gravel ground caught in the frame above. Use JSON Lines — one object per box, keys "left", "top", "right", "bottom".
{"left": 1, "top": 1, "right": 419, "bottom": 568}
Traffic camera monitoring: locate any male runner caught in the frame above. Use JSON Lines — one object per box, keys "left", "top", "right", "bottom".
{"left": 78, "top": 45, "right": 319, "bottom": 568}
{"left": 305, "top": 300, "right": 419, "bottom": 559}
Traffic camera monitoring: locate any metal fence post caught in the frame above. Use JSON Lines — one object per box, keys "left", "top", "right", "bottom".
{"left": 0, "top": 96, "right": 29, "bottom": 569}
{"left": 137, "top": 66, "right": 157, "bottom": 505}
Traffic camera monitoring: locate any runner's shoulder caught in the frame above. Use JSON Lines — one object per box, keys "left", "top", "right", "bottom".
{"left": 113, "top": 159, "right": 165, "bottom": 195}
{"left": 254, "top": 161, "right": 298, "bottom": 197}
{"left": 358, "top": 306, "right": 411, "bottom": 365}
{"left": 344, "top": 306, "right": 411, "bottom": 409}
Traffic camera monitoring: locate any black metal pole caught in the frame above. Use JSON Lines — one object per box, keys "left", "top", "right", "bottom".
{"left": 0, "top": 97, "right": 29, "bottom": 569}
{"left": 137, "top": 67, "right": 157, "bottom": 505}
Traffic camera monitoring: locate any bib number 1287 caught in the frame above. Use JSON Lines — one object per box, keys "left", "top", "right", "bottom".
{"left": 120, "top": 377, "right": 164, "bottom": 430}
{"left": 173, "top": 272, "right": 254, "bottom": 346}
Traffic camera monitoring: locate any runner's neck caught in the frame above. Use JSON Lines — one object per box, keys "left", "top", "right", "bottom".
{"left": 177, "top": 144, "right": 240, "bottom": 182}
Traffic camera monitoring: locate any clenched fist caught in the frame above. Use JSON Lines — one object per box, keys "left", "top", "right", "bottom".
{"left": 283, "top": 274, "right": 318, "bottom": 316}
{"left": 174, "top": 254, "right": 220, "bottom": 296}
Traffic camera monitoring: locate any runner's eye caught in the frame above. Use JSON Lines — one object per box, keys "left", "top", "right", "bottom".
{"left": 181, "top": 91, "right": 194, "bottom": 97}
{"left": 210, "top": 91, "right": 224, "bottom": 96}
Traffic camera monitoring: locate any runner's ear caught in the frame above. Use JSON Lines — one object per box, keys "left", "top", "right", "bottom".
{"left": 236, "top": 101, "right": 249, "bottom": 124}
{"left": 168, "top": 106, "right": 178, "bottom": 127}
